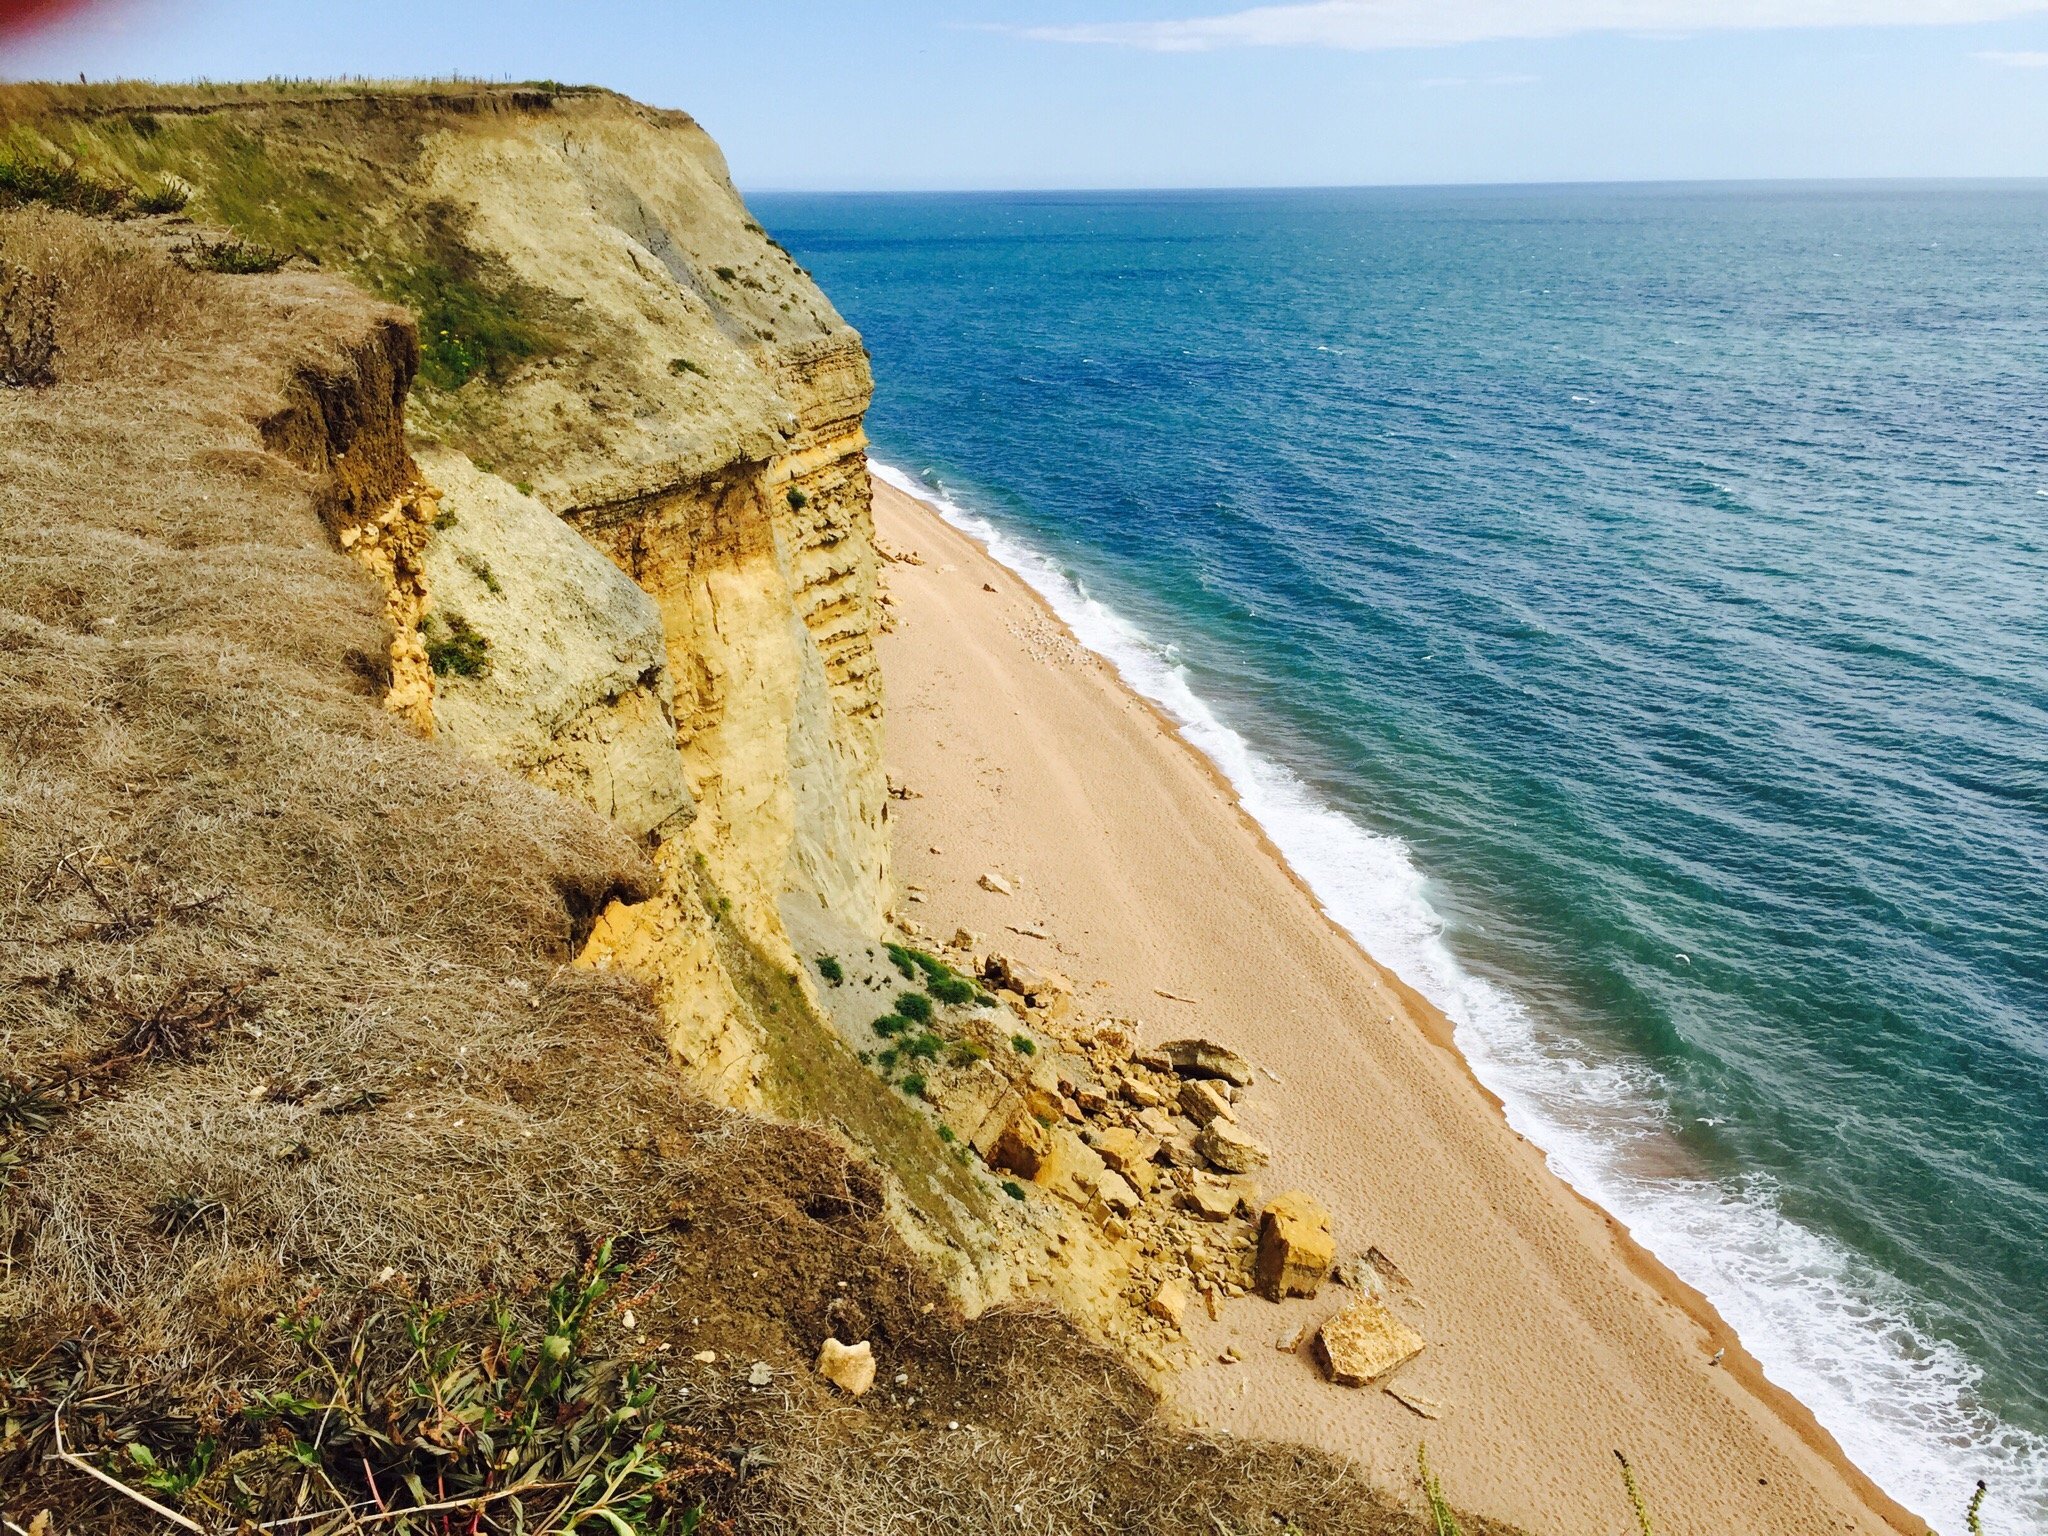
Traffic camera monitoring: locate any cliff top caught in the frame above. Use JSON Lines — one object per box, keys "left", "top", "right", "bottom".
{"left": 1, "top": 78, "right": 863, "bottom": 500}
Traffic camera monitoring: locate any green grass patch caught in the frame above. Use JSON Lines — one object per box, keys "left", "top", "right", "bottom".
{"left": 0, "top": 154, "right": 128, "bottom": 214}
{"left": 1010, "top": 1033, "right": 1037, "bottom": 1057}
{"left": 815, "top": 954, "right": 844, "bottom": 986}
{"left": 422, "top": 612, "right": 490, "bottom": 678}
{"left": 899, "top": 1073, "right": 927, "bottom": 1098}
{"left": 895, "top": 991, "right": 934, "bottom": 1025}
{"left": 871, "top": 1013, "right": 908, "bottom": 1039}
{"left": 180, "top": 234, "right": 287, "bottom": 273}
{"left": 700, "top": 881, "right": 995, "bottom": 1246}
{"left": 668, "top": 356, "right": 704, "bottom": 376}
{"left": 132, "top": 179, "right": 189, "bottom": 213}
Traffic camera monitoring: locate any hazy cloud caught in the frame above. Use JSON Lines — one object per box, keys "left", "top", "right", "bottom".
{"left": 1973, "top": 45, "right": 2048, "bottom": 59}
{"left": 1022, "top": 1, "right": 2048, "bottom": 52}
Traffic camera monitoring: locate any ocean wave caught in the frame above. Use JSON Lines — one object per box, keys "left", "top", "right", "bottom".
{"left": 870, "top": 455, "right": 2048, "bottom": 1534}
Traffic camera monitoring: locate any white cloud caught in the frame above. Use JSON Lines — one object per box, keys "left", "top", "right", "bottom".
{"left": 1974, "top": 45, "right": 2048, "bottom": 59}
{"left": 1021, "top": 1, "right": 2048, "bottom": 52}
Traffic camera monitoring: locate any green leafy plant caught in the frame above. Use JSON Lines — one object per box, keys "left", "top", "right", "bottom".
{"left": 240, "top": 1242, "right": 708, "bottom": 1533}
{"left": 895, "top": 992, "right": 934, "bottom": 1025}
{"left": 785, "top": 486, "right": 809, "bottom": 511}
{"left": 871, "top": 1013, "right": 908, "bottom": 1039}
{"left": 713, "top": 265, "right": 736, "bottom": 283}
{"left": 936, "top": 1124, "right": 957, "bottom": 1144}
{"left": 1010, "top": 1034, "right": 1036, "bottom": 1057}
{"left": 904, "top": 1032, "right": 944, "bottom": 1063}
{"left": 947, "top": 1040, "right": 987, "bottom": 1068}
{"left": 1615, "top": 1451, "right": 1654, "bottom": 1536}
{"left": 1001, "top": 1180, "right": 1026, "bottom": 1201}
{"left": 899, "top": 1073, "right": 928, "bottom": 1098}
{"left": 815, "top": 955, "right": 844, "bottom": 985}
{"left": 1418, "top": 1444, "right": 1463, "bottom": 1536}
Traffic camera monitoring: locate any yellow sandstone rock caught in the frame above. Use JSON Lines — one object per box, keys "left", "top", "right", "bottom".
{"left": 1255, "top": 1191, "right": 1334, "bottom": 1301}
{"left": 1314, "top": 1296, "right": 1425, "bottom": 1388}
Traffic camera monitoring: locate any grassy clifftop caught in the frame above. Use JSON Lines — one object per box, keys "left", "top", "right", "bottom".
{"left": 0, "top": 80, "right": 846, "bottom": 486}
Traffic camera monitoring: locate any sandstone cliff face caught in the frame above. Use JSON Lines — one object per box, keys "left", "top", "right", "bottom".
{"left": 4, "top": 84, "right": 1022, "bottom": 1296}
{"left": 2, "top": 89, "right": 888, "bottom": 1097}
{"left": 402, "top": 94, "right": 889, "bottom": 995}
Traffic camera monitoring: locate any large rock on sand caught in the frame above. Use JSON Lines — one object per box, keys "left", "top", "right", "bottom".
{"left": 1142, "top": 1038, "right": 1253, "bottom": 1087}
{"left": 1314, "top": 1296, "right": 1424, "bottom": 1388}
{"left": 1256, "top": 1191, "right": 1334, "bottom": 1301}
{"left": 1195, "top": 1117, "right": 1269, "bottom": 1173}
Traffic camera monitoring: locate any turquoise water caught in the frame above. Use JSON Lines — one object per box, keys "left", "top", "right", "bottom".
{"left": 754, "top": 184, "right": 2048, "bottom": 1530}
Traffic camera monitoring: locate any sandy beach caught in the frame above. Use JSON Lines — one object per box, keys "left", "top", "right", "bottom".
{"left": 871, "top": 474, "right": 1916, "bottom": 1536}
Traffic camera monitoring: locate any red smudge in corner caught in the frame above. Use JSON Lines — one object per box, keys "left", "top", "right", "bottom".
{"left": 0, "top": 0, "right": 101, "bottom": 41}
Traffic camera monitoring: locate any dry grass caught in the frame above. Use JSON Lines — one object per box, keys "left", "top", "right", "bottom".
{"left": 0, "top": 210, "right": 1491, "bottom": 1536}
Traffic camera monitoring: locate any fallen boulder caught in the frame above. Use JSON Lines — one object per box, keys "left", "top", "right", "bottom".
{"left": 988, "top": 1111, "right": 1051, "bottom": 1180}
{"left": 1149, "top": 1277, "right": 1189, "bottom": 1330}
{"left": 1177, "top": 1077, "right": 1236, "bottom": 1126}
{"left": 1314, "top": 1296, "right": 1424, "bottom": 1388}
{"left": 1195, "top": 1118, "right": 1270, "bottom": 1173}
{"left": 1255, "top": 1191, "right": 1334, "bottom": 1301}
{"left": 1141, "top": 1038, "right": 1253, "bottom": 1087}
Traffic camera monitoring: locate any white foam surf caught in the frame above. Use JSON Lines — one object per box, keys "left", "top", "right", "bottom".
{"left": 872, "top": 456, "right": 2048, "bottom": 1533}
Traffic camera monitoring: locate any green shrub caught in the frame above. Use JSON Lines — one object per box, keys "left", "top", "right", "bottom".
{"left": 896, "top": 991, "right": 934, "bottom": 1024}
{"left": 871, "top": 1013, "right": 908, "bottom": 1039}
{"left": 668, "top": 356, "right": 704, "bottom": 376}
{"left": 423, "top": 612, "right": 490, "bottom": 678}
{"left": 180, "top": 235, "right": 287, "bottom": 274}
{"left": 928, "top": 974, "right": 975, "bottom": 1006}
{"left": 936, "top": 1124, "right": 957, "bottom": 1144}
{"left": 785, "top": 486, "right": 809, "bottom": 511}
{"left": 714, "top": 265, "right": 736, "bottom": 282}
{"left": 905, "top": 1032, "right": 944, "bottom": 1062}
{"left": 132, "top": 180, "right": 191, "bottom": 214}
{"left": 899, "top": 1073, "right": 927, "bottom": 1098}
{"left": 0, "top": 156, "right": 128, "bottom": 215}
{"left": 1011, "top": 1033, "right": 1037, "bottom": 1056}
{"left": 816, "top": 955, "right": 844, "bottom": 985}
{"left": 1001, "top": 1180, "right": 1027, "bottom": 1201}
{"left": 948, "top": 1040, "right": 988, "bottom": 1067}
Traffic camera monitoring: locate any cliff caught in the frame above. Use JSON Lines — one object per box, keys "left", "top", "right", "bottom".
{"left": 0, "top": 83, "right": 892, "bottom": 1117}
{"left": 0, "top": 84, "right": 1501, "bottom": 1536}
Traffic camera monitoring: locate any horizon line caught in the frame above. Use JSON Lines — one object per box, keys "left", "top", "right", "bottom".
{"left": 741, "top": 172, "right": 2048, "bottom": 196}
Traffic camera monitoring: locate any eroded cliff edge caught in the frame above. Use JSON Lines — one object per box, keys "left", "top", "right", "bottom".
{"left": 28, "top": 87, "right": 885, "bottom": 1089}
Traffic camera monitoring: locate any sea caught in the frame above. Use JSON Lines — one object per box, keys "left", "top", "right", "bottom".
{"left": 752, "top": 183, "right": 2048, "bottom": 1533}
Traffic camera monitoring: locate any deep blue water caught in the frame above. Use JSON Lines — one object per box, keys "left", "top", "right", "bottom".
{"left": 753, "top": 183, "right": 2048, "bottom": 1530}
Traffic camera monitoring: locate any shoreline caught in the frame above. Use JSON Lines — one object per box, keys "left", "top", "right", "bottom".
{"left": 869, "top": 466, "right": 1920, "bottom": 1536}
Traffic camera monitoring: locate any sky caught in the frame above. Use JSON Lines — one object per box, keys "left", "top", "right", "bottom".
{"left": 3, "top": 0, "right": 2048, "bottom": 188}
